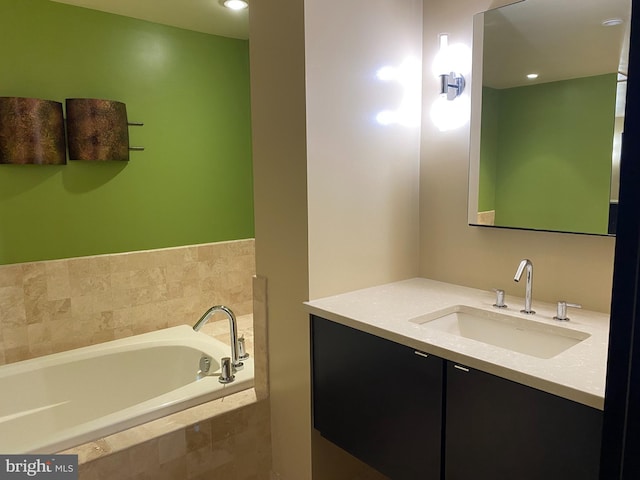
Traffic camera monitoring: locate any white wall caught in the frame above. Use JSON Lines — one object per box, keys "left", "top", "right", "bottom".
{"left": 306, "top": 0, "right": 423, "bottom": 300}
{"left": 420, "top": 0, "right": 616, "bottom": 313}
{"left": 251, "top": 0, "right": 423, "bottom": 478}
{"left": 250, "top": 1, "right": 312, "bottom": 479}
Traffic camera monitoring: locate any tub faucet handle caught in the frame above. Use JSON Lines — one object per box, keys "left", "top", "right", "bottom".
{"left": 554, "top": 301, "right": 582, "bottom": 321}
{"left": 238, "top": 336, "right": 250, "bottom": 361}
{"left": 219, "top": 357, "right": 235, "bottom": 384}
{"left": 492, "top": 288, "right": 507, "bottom": 308}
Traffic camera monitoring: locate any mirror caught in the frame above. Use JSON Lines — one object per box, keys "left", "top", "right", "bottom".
{"left": 468, "top": 0, "right": 630, "bottom": 235}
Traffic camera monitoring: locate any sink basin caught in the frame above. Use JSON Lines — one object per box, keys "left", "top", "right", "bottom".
{"left": 409, "top": 305, "right": 590, "bottom": 359}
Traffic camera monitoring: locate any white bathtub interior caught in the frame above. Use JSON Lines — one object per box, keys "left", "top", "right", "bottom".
{"left": 0, "top": 322, "right": 254, "bottom": 454}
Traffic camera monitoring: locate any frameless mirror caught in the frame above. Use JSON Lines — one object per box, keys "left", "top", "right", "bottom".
{"left": 468, "top": 0, "right": 630, "bottom": 235}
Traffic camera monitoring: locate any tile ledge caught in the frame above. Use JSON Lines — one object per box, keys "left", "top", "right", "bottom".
{"left": 60, "top": 387, "right": 259, "bottom": 464}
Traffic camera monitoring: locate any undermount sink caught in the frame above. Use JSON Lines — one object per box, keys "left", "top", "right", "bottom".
{"left": 409, "top": 305, "right": 590, "bottom": 359}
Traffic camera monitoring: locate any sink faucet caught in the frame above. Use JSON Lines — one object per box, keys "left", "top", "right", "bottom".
{"left": 193, "top": 305, "right": 244, "bottom": 370}
{"left": 513, "top": 259, "right": 535, "bottom": 314}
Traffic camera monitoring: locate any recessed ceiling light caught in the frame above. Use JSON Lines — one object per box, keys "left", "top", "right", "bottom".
{"left": 224, "top": 0, "right": 248, "bottom": 10}
{"left": 602, "top": 18, "right": 623, "bottom": 27}
{"left": 527, "top": 73, "right": 539, "bottom": 80}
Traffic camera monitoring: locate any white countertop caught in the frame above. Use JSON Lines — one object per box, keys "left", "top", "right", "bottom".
{"left": 304, "top": 278, "right": 610, "bottom": 410}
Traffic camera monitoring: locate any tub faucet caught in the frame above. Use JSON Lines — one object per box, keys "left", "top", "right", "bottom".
{"left": 514, "top": 259, "right": 535, "bottom": 314}
{"left": 193, "top": 305, "right": 244, "bottom": 370}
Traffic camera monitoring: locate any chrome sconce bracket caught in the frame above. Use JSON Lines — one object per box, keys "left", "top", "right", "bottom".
{"left": 439, "top": 71, "right": 466, "bottom": 100}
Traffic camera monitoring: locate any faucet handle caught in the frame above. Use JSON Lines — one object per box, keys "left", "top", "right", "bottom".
{"left": 219, "top": 357, "right": 235, "bottom": 384}
{"left": 554, "top": 301, "right": 582, "bottom": 321}
{"left": 238, "top": 336, "right": 250, "bottom": 360}
{"left": 492, "top": 288, "right": 507, "bottom": 309}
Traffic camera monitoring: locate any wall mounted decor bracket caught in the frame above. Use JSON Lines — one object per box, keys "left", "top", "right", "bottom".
{"left": 127, "top": 122, "right": 144, "bottom": 151}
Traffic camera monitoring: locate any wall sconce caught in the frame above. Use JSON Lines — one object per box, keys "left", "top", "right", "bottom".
{"left": 66, "top": 98, "right": 143, "bottom": 161}
{"left": 0, "top": 97, "right": 66, "bottom": 165}
{"left": 431, "top": 34, "right": 471, "bottom": 131}
{"left": 433, "top": 34, "right": 468, "bottom": 100}
{"left": 439, "top": 72, "right": 465, "bottom": 100}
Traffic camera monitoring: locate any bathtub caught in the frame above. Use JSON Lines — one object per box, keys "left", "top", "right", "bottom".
{"left": 0, "top": 325, "right": 254, "bottom": 454}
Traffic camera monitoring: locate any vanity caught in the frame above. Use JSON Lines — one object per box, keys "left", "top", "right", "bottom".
{"left": 305, "top": 278, "right": 609, "bottom": 480}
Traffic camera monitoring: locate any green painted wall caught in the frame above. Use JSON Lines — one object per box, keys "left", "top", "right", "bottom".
{"left": 478, "top": 86, "right": 499, "bottom": 212}
{"left": 0, "top": 0, "right": 253, "bottom": 264}
{"left": 479, "top": 74, "right": 616, "bottom": 234}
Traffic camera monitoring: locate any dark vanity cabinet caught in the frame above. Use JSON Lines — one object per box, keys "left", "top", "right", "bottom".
{"left": 311, "top": 315, "right": 443, "bottom": 480}
{"left": 445, "top": 362, "right": 602, "bottom": 480}
{"left": 311, "top": 315, "right": 603, "bottom": 480}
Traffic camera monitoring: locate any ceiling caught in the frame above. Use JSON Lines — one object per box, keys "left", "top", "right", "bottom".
{"left": 482, "top": 0, "right": 630, "bottom": 89}
{"left": 50, "top": 0, "right": 249, "bottom": 39}
{"left": 50, "top": 0, "right": 629, "bottom": 109}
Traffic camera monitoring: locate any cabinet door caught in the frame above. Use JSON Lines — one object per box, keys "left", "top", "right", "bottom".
{"left": 445, "top": 362, "right": 602, "bottom": 480}
{"left": 312, "top": 315, "right": 443, "bottom": 480}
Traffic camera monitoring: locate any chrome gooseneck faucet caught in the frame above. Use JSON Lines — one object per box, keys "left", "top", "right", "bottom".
{"left": 514, "top": 259, "right": 535, "bottom": 314}
{"left": 193, "top": 305, "right": 244, "bottom": 369}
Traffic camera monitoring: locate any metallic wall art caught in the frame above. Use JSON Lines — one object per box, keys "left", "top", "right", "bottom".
{"left": 66, "top": 98, "right": 130, "bottom": 161}
{"left": 0, "top": 97, "right": 67, "bottom": 165}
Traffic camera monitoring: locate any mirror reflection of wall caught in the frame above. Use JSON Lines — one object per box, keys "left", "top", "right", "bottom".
{"left": 469, "top": 0, "right": 630, "bottom": 235}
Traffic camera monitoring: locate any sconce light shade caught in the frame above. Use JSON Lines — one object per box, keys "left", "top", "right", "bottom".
{"left": 0, "top": 97, "right": 67, "bottom": 165}
{"left": 66, "top": 98, "right": 130, "bottom": 161}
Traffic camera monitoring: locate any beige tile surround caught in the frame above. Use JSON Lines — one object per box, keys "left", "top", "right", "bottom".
{"left": 0, "top": 239, "right": 255, "bottom": 365}
{"left": 71, "top": 389, "right": 271, "bottom": 480}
